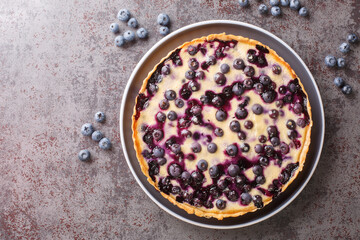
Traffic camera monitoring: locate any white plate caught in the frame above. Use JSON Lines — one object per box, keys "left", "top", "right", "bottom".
{"left": 120, "top": 20, "right": 325, "bottom": 229}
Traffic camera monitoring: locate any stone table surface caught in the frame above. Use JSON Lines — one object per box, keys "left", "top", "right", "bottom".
{"left": 0, "top": 0, "right": 359, "bottom": 239}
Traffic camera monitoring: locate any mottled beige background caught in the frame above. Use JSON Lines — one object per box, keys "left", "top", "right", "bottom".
{"left": 0, "top": 0, "right": 359, "bottom": 239}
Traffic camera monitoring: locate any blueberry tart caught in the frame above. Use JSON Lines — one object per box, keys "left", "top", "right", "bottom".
{"left": 132, "top": 34, "right": 312, "bottom": 220}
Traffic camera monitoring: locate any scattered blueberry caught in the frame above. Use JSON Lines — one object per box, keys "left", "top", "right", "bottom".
{"left": 269, "top": 109, "right": 279, "bottom": 119}
{"left": 171, "top": 144, "right": 181, "bottom": 154}
{"left": 232, "top": 82, "right": 244, "bottom": 96}
{"left": 233, "top": 58, "right": 245, "bottom": 70}
{"left": 115, "top": 35, "right": 125, "bottom": 47}
{"left": 240, "top": 192, "right": 252, "bottom": 205}
{"left": 252, "top": 104, "right": 263, "bottom": 115}
{"left": 259, "top": 156, "right": 269, "bottom": 166}
{"left": 270, "top": 0, "right": 280, "bottom": 6}
{"left": 169, "top": 163, "right": 182, "bottom": 177}
{"left": 280, "top": 0, "right": 290, "bottom": 6}
{"left": 271, "top": 6, "right": 281, "bottom": 17}
{"left": 99, "top": 138, "right": 111, "bottom": 150}
{"left": 175, "top": 98, "right": 184, "bottom": 108}
{"left": 339, "top": 42, "right": 350, "bottom": 53}
{"left": 78, "top": 149, "right": 90, "bottom": 161}
{"left": 110, "top": 23, "right": 120, "bottom": 33}
{"left": 220, "top": 63, "right": 230, "bottom": 74}
{"left": 272, "top": 64, "right": 282, "bottom": 74}
{"left": 117, "top": 9, "right": 131, "bottom": 22}
{"left": 159, "top": 99, "right": 169, "bottom": 110}
{"left": 337, "top": 58, "right": 345, "bottom": 68}
{"left": 91, "top": 130, "right": 103, "bottom": 142}
{"left": 238, "top": 0, "right": 249, "bottom": 7}
{"left": 228, "top": 164, "right": 240, "bottom": 177}
{"left": 167, "top": 111, "right": 177, "bottom": 121}
{"left": 324, "top": 55, "right": 336, "bottom": 67}
{"left": 235, "top": 107, "right": 248, "bottom": 119}
{"left": 156, "top": 112, "right": 166, "bottom": 122}
{"left": 127, "top": 18, "right": 138, "bottom": 28}
{"left": 216, "top": 199, "right": 227, "bottom": 210}
{"left": 271, "top": 137, "right": 280, "bottom": 146}
{"left": 157, "top": 13, "right": 170, "bottom": 26}
{"left": 153, "top": 146, "right": 165, "bottom": 158}
{"left": 191, "top": 142, "right": 202, "bottom": 153}
{"left": 240, "top": 143, "right": 250, "bottom": 152}
{"left": 123, "top": 30, "right": 135, "bottom": 42}
{"left": 157, "top": 157, "right": 167, "bottom": 166}
{"left": 81, "top": 123, "right": 94, "bottom": 136}
{"left": 216, "top": 109, "right": 227, "bottom": 121}
{"left": 342, "top": 85, "right": 352, "bottom": 95}
{"left": 347, "top": 33, "right": 358, "bottom": 44}
{"left": 299, "top": 7, "right": 308, "bottom": 17}
{"left": 254, "top": 144, "right": 263, "bottom": 154}
{"left": 238, "top": 131, "right": 246, "bottom": 140}
{"left": 207, "top": 143, "right": 218, "bottom": 153}
{"left": 333, "top": 77, "right": 345, "bottom": 88}
{"left": 214, "top": 72, "right": 227, "bottom": 85}
{"left": 244, "top": 120, "right": 253, "bottom": 129}
{"left": 230, "top": 120, "right": 241, "bottom": 132}
{"left": 209, "top": 165, "right": 219, "bottom": 178}
{"left": 280, "top": 142, "right": 289, "bottom": 154}
{"left": 214, "top": 127, "right": 224, "bottom": 137}
{"left": 161, "top": 65, "right": 170, "bottom": 75}
{"left": 94, "top": 111, "right": 106, "bottom": 123}
{"left": 159, "top": 26, "right": 170, "bottom": 36}
{"left": 290, "top": 0, "right": 301, "bottom": 10}
{"left": 165, "top": 90, "right": 176, "bottom": 100}
{"left": 136, "top": 28, "right": 148, "bottom": 39}
{"left": 197, "top": 160, "right": 208, "bottom": 172}
{"left": 226, "top": 144, "right": 238, "bottom": 157}
{"left": 244, "top": 66, "right": 255, "bottom": 77}
{"left": 259, "top": 4, "right": 269, "bottom": 14}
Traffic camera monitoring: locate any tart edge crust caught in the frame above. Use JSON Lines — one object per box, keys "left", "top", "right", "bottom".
{"left": 131, "top": 33, "right": 313, "bottom": 220}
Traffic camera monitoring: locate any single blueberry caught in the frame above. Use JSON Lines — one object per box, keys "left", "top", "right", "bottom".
{"left": 159, "top": 99, "right": 170, "bottom": 110}
{"left": 81, "top": 123, "right": 94, "bottom": 136}
{"left": 196, "top": 71, "right": 205, "bottom": 80}
{"left": 165, "top": 90, "right": 176, "bottom": 100}
{"left": 156, "top": 112, "right": 166, "bottom": 122}
{"left": 259, "top": 75, "right": 271, "bottom": 85}
{"left": 117, "top": 9, "right": 130, "bottom": 22}
{"left": 197, "top": 159, "right": 208, "bottom": 172}
{"left": 181, "top": 171, "right": 191, "bottom": 183}
{"left": 115, "top": 35, "right": 125, "bottom": 47}
{"left": 171, "top": 143, "right": 181, "bottom": 154}
{"left": 347, "top": 33, "right": 359, "bottom": 44}
{"left": 324, "top": 55, "right": 337, "bottom": 67}
{"left": 238, "top": 0, "right": 249, "bottom": 7}
{"left": 185, "top": 70, "right": 195, "bottom": 80}
{"left": 78, "top": 149, "right": 90, "bottom": 161}
{"left": 290, "top": 0, "right": 301, "bottom": 10}
{"left": 280, "top": 0, "right": 290, "bottom": 6}
{"left": 233, "top": 58, "right": 245, "bottom": 70}
{"left": 258, "top": 135, "right": 267, "bottom": 143}
{"left": 270, "top": 137, "right": 280, "bottom": 146}
{"left": 110, "top": 23, "right": 120, "bottom": 33}
{"left": 270, "top": 0, "right": 280, "bottom": 6}
{"left": 230, "top": 120, "right": 241, "bottom": 132}
{"left": 232, "top": 82, "right": 244, "bottom": 96}
{"left": 207, "top": 143, "right": 218, "bottom": 153}
{"left": 188, "top": 58, "right": 199, "bottom": 70}
{"left": 214, "top": 127, "right": 224, "bottom": 137}
{"left": 244, "top": 66, "right": 255, "bottom": 77}
{"left": 127, "top": 18, "right": 138, "bottom": 28}
{"left": 175, "top": 98, "right": 184, "bottom": 108}
{"left": 259, "top": 4, "right": 268, "bottom": 14}
{"left": 262, "top": 91, "right": 276, "bottom": 103}
{"left": 297, "top": 118, "right": 307, "bottom": 128}
{"left": 240, "top": 192, "right": 252, "bottom": 205}
{"left": 153, "top": 146, "right": 165, "bottom": 158}
{"left": 169, "top": 163, "right": 182, "bottom": 178}
{"left": 171, "top": 186, "right": 181, "bottom": 195}
{"left": 253, "top": 195, "right": 264, "bottom": 208}
{"left": 94, "top": 111, "right": 106, "bottom": 123}
{"left": 214, "top": 72, "right": 227, "bottom": 85}
{"left": 280, "top": 142, "right": 289, "bottom": 154}
{"left": 240, "top": 143, "right": 250, "bottom": 152}
{"left": 157, "top": 13, "right": 170, "bottom": 26}
{"left": 216, "top": 109, "right": 227, "bottom": 122}
{"left": 238, "top": 131, "right": 246, "bottom": 140}
{"left": 269, "top": 109, "right": 279, "bottom": 119}
{"left": 220, "top": 63, "right": 230, "bottom": 74}
{"left": 191, "top": 171, "right": 203, "bottom": 183}
{"left": 244, "top": 120, "right": 253, "bottom": 129}
{"left": 167, "top": 111, "right": 177, "bottom": 121}
{"left": 286, "top": 119, "right": 296, "bottom": 130}
{"left": 226, "top": 190, "right": 239, "bottom": 202}
{"left": 254, "top": 83, "right": 265, "bottom": 94}
{"left": 254, "top": 144, "right": 263, "bottom": 154}
{"left": 272, "top": 64, "right": 282, "bottom": 74}
{"left": 91, "top": 130, "right": 103, "bottom": 142}
{"left": 159, "top": 26, "right": 170, "bottom": 36}
{"left": 267, "top": 126, "right": 278, "bottom": 137}
{"left": 256, "top": 175, "right": 266, "bottom": 185}
{"left": 235, "top": 107, "right": 248, "bottom": 119}
{"left": 187, "top": 45, "right": 198, "bottom": 56}
{"left": 99, "top": 138, "right": 111, "bottom": 150}
{"left": 342, "top": 85, "right": 352, "bottom": 95}
{"left": 333, "top": 77, "right": 345, "bottom": 88}
{"left": 190, "top": 105, "right": 202, "bottom": 116}
{"left": 157, "top": 157, "right": 167, "bottom": 166}
{"left": 339, "top": 42, "right": 350, "bottom": 53}
{"left": 216, "top": 199, "right": 227, "bottom": 210}
{"left": 211, "top": 95, "right": 224, "bottom": 107}
{"left": 227, "top": 164, "right": 240, "bottom": 177}
{"left": 123, "top": 30, "right": 135, "bottom": 42}
{"left": 259, "top": 156, "right": 269, "bottom": 166}
{"left": 287, "top": 130, "right": 298, "bottom": 140}
{"left": 217, "top": 178, "right": 229, "bottom": 190}
{"left": 252, "top": 104, "right": 263, "bottom": 115}
{"left": 191, "top": 142, "right": 202, "bottom": 153}
{"left": 279, "top": 85, "right": 287, "bottom": 94}
{"left": 293, "top": 103, "right": 303, "bottom": 114}
{"left": 136, "top": 28, "right": 148, "bottom": 39}
{"left": 243, "top": 78, "right": 254, "bottom": 89}
{"left": 209, "top": 165, "right": 220, "bottom": 178}
{"left": 271, "top": 6, "right": 281, "bottom": 16}
{"left": 337, "top": 58, "right": 345, "bottom": 68}
{"left": 299, "top": 7, "right": 308, "bottom": 17}
{"left": 226, "top": 144, "right": 238, "bottom": 156}
{"left": 188, "top": 80, "right": 200, "bottom": 92}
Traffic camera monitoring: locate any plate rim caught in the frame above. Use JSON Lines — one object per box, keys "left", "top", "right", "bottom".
{"left": 119, "top": 20, "right": 325, "bottom": 229}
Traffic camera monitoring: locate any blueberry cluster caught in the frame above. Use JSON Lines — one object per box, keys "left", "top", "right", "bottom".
{"left": 78, "top": 111, "right": 112, "bottom": 161}
{"left": 111, "top": 9, "right": 149, "bottom": 47}
{"left": 157, "top": 13, "right": 171, "bottom": 36}
{"left": 239, "top": 0, "right": 309, "bottom": 17}
{"left": 325, "top": 33, "right": 357, "bottom": 95}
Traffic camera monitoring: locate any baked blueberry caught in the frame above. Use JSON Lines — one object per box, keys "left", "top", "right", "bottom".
{"left": 256, "top": 175, "right": 266, "bottom": 185}
{"left": 324, "top": 55, "right": 336, "bottom": 67}
{"left": 271, "top": 6, "right": 281, "bottom": 16}
{"left": 117, "top": 9, "right": 130, "bottom": 21}
{"left": 286, "top": 119, "right": 296, "bottom": 130}
{"left": 342, "top": 85, "right": 352, "bottom": 95}
{"left": 259, "top": 4, "right": 268, "bottom": 14}
{"left": 212, "top": 96, "right": 224, "bottom": 107}
{"left": 214, "top": 127, "right": 224, "bottom": 137}
{"left": 159, "top": 99, "right": 170, "bottom": 110}
{"left": 270, "top": 137, "right": 280, "bottom": 146}
{"left": 207, "top": 143, "right": 218, "bottom": 153}
{"left": 78, "top": 149, "right": 90, "bottom": 161}
{"left": 290, "top": 0, "right": 301, "bottom": 10}
{"left": 127, "top": 18, "right": 138, "bottom": 28}
{"left": 264, "top": 145, "right": 274, "bottom": 157}
{"left": 157, "top": 13, "right": 170, "bottom": 26}
{"left": 187, "top": 45, "right": 198, "bottom": 56}
{"left": 252, "top": 104, "right": 263, "bottom": 115}
{"left": 191, "top": 171, "right": 203, "bottom": 184}
{"left": 157, "top": 157, "right": 167, "bottom": 166}
{"left": 267, "top": 126, "right": 278, "bottom": 138}
{"left": 280, "top": 142, "right": 289, "bottom": 154}
{"left": 243, "top": 78, "right": 254, "bottom": 89}
{"left": 258, "top": 135, "right": 267, "bottom": 143}
{"left": 214, "top": 72, "right": 227, "bottom": 85}
{"left": 228, "top": 164, "right": 240, "bottom": 177}
{"left": 99, "top": 138, "right": 111, "bottom": 150}
{"left": 272, "top": 64, "right": 282, "bottom": 74}
{"left": 185, "top": 70, "right": 195, "bottom": 80}
{"left": 262, "top": 91, "right": 276, "bottom": 103}
{"left": 197, "top": 159, "right": 208, "bottom": 171}
{"left": 196, "top": 71, "right": 205, "bottom": 80}
{"left": 188, "top": 58, "right": 199, "bottom": 70}
{"left": 171, "top": 143, "right": 181, "bottom": 154}
{"left": 169, "top": 163, "right": 182, "bottom": 177}
{"left": 216, "top": 109, "right": 228, "bottom": 121}
{"left": 244, "top": 120, "right": 253, "bottom": 129}
{"left": 254, "top": 83, "right": 265, "bottom": 94}
{"left": 165, "top": 90, "right": 176, "bottom": 100}
{"left": 339, "top": 42, "right": 350, "bottom": 53}
{"left": 240, "top": 143, "right": 250, "bottom": 152}
{"left": 161, "top": 64, "right": 171, "bottom": 75}
{"left": 233, "top": 58, "right": 245, "bottom": 70}
{"left": 217, "top": 178, "right": 229, "bottom": 190}
{"left": 188, "top": 81, "right": 200, "bottom": 92}
{"left": 216, "top": 199, "right": 227, "bottom": 210}
{"left": 252, "top": 165, "right": 263, "bottom": 175}
{"left": 123, "top": 30, "right": 135, "bottom": 42}
{"left": 156, "top": 112, "right": 166, "bottom": 122}
{"left": 153, "top": 146, "right": 165, "bottom": 158}
{"left": 167, "top": 111, "right": 177, "bottom": 121}
{"left": 235, "top": 107, "right": 248, "bottom": 119}
{"left": 269, "top": 109, "right": 279, "bottom": 119}
{"left": 226, "top": 144, "right": 238, "bottom": 157}
{"left": 238, "top": 131, "right": 246, "bottom": 140}
{"left": 191, "top": 142, "right": 202, "bottom": 153}
{"left": 110, "top": 23, "right": 119, "bottom": 33}
{"left": 220, "top": 63, "right": 230, "bottom": 74}
{"left": 240, "top": 193, "right": 252, "bottom": 205}
{"left": 230, "top": 120, "right": 241, "bottom": 132}
{"left": 152, "top": 129, "right": 164, "bottom": 141}
{"left": 287, "top": 130, "right": 298, "bottom": 139}
{"left": 81, "top": 123, "right": 94, "bottom": 136}
{"left": 253, "top": 195, "right": 264, "bottom": 208}
{"left": 136, "top": 28, "right": 148, "bottom": 39}
{"left": 175, "top": 98, "right": 184, "bottom": 108}
{"left": 297, "top": 118, "right": 306, "bottom": 128}
{"left": 259, "top": 75, "right": 271, "bottom": 85}
{"left": 232, "top": 82, "right": 244, "bottom": 96}
{"left": 293, "top": 103, "right": 303, "bottom": 114}
{"left": 244, "top": 66, "right": 255, "bottom": 77}
{"left": 209, "top": 165, "right": 220, "bottom": 178}
{"left": 259, "top": 156, "right": 269, "bottom": 166}
{"left": 347, "top": 33, "right": 359, "bottom": 43}
{"left": 91, "top": 130, "right": 103, "bottom": 142}
{"left": 254, "top": 144, "right": 263, "bottom": 154}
